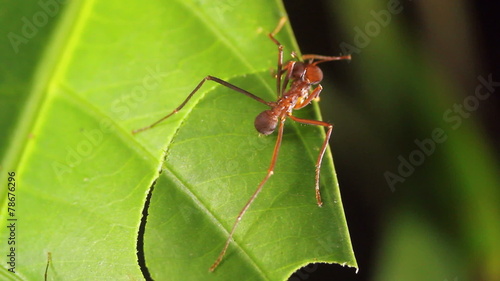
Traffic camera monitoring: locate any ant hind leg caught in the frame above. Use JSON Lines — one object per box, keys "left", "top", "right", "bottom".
{"left": 288, "top": 115, "right": 334, "bottom": 207}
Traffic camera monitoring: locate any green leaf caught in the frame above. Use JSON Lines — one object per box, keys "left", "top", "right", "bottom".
{"left": 0, "top": 0, "right": 356, "bottom": 280}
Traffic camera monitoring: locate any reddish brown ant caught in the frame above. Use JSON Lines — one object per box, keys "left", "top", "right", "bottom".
{"left": 132, "top": 17, "right": 351, "bottom": 271}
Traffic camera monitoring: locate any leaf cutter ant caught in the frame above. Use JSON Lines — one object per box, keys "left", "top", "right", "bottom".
{"left": 132, "top": 17, "right": 351, "bottom": 272}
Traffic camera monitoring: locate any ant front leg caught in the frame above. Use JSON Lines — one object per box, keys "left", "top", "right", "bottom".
{"left": 268, "top": 34, "right": 284, "bottom": 97}
{"left": 132, "top": 76, "right": 271, "bottom": 134}
{"left": 268, "top": 17, "right": 288, "bottom": 97}
{"left": 288, "top": 114, "right": 333, "bottom": 207}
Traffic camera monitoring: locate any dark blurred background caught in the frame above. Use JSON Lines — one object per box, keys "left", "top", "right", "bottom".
{"left": 285, "top": 0, "right": 499, "bottom": 280}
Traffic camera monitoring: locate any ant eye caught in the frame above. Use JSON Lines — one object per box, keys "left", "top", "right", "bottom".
{"left": 290, "top": 62, "right": 305, "bottom": 80}
{"left": 305, "top": 65, "right": 323, "bottom": 84}
{"left": 254, "top": 110, "right": 278, "bottom": 135}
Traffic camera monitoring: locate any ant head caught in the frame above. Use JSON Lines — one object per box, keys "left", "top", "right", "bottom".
{"left": 296, "top": 54, "right": 351, "bottom": 84}
{"left": 254, "top": 110, "right": 278, "bottom": 135}
{"left": 304, "top": 63, "right": 323, "bottom": 84}
{"left": 290, "top": 61, "right": 323, "bottom": 85}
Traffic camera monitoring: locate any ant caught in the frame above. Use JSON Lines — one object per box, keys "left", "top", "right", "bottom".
{"left": 132, "top": 17, "right": 351, "bottom": 271}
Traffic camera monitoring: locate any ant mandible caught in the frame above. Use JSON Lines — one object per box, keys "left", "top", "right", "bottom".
{"left": 132, "top": 17, "right": 351, "bottom": 272}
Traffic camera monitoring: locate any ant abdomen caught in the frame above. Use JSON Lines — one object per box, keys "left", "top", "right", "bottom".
{"left": 254, "top": 110, "right": 278, "bottom": 135}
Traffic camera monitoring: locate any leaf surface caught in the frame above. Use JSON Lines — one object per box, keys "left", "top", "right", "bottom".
{"left": 0, "top": 0, "right": 356, "bottom": 280}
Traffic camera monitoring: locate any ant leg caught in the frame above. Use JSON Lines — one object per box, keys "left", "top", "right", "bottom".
{"left": 268, "top": 34, "right": 284, "bottom": 96}
{"left": 44, "top": 252, "right": 52, "bottom": 281}
{"left": 294, "top": 85, "right": 323, "bottom": 110}
{"left": 288, "top": 115, "right": 333, "bottom": 207}
{"left": 209, "top": 116, "right": 286, "bottom": 272}
{"left": 280, "top": 60, "right": 298, "bottom": 96}
{"left": 268, "top": 17, "right": 287, "bottom": 97}
{"left": 302, "top": 54, "right": 352, "bottom": 65}
{"left": 271, "top": 16, "right": 287, "bottom": 36}
{"left": 132, "top": 76, "right": 271, "bottom": 134}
